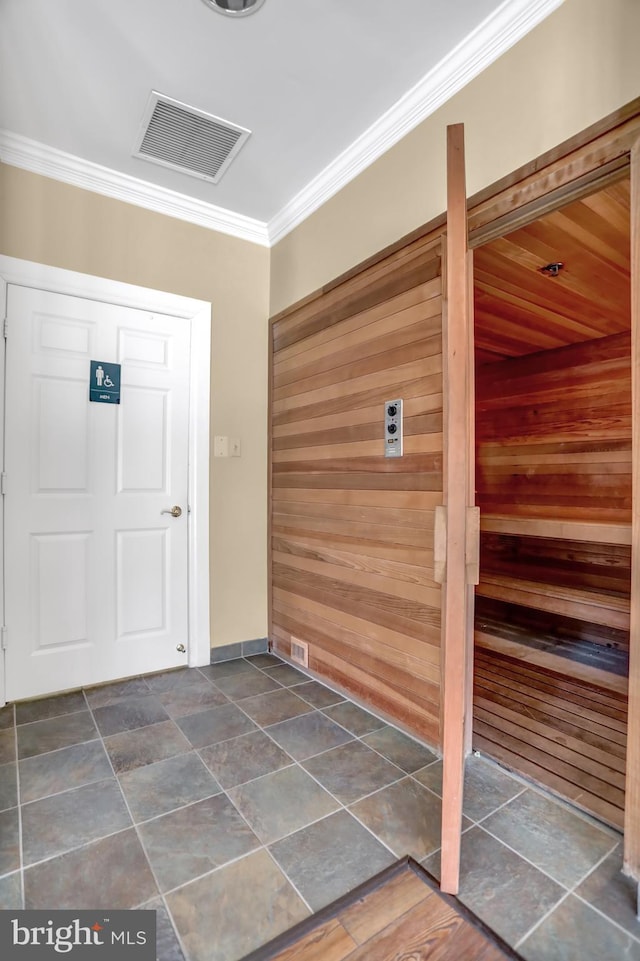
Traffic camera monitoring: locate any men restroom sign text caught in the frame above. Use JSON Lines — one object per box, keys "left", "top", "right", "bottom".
{"left": 90, "top": 361, "right": 121, "bottom": 404}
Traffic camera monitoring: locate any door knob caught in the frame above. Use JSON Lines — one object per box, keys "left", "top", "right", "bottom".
{"left": 161, "top": 505, "right": 182, "bottom": 518}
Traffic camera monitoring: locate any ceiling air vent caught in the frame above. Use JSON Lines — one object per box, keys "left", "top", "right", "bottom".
{"left": 133, "top": 92, "right": 251, "bottom": 184}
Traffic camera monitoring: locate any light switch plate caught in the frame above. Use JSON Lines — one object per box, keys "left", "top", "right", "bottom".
{"left": 214, "top": 435, "right": 229, "bottom": 457}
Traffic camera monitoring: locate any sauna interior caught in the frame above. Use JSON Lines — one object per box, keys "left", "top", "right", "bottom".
{"left": 472, "top": 177, "right": 631, "bottom": 829}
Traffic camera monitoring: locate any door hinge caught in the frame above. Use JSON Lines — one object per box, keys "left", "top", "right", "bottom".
{"left": 3, "top": 317, "right": 7, "bottom": 339}
{"left": 0, "top": 473, "right": 5, "bottom": 496}
{"left": 0, "top": 628, "right": 6, "bottom": 652}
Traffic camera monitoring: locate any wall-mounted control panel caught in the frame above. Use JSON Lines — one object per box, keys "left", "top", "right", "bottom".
{"left": 384, "top": 398, "right": 403, "bottom": 458}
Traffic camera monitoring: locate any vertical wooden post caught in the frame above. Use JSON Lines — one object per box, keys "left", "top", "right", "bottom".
{"left": 464, "top": 254, "right": 476, "bottom": 757}
{"left": 624, "top": 138, "right": 640, "bottom": 880}
{"left": 441, "top": 124, "right": 470, "bottom": 895}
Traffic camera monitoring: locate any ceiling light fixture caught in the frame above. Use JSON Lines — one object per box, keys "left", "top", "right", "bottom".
{"left": 200, "top": 0, "right": 266, "bottom": 16}
{"left": 539, "top": 262, "right": 564, "bottom": 277}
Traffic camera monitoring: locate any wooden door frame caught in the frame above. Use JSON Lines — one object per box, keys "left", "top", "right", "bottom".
{"left": 443, "top": 103, "right": 640, "bottom": 884}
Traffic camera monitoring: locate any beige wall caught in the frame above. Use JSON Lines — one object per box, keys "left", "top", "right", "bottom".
{"left": 2, "top": 0, "right": 638, "bottom": 652}
{"left": 270, "top": 0, "right": 640, "bottom": 315}
{"left": 0, "top": 164, "right": 270, "bottom": 649}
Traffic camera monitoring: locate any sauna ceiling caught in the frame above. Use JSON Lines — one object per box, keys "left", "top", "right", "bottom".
{"left": 474, "top": 178, "right": 631, "bottom": 365}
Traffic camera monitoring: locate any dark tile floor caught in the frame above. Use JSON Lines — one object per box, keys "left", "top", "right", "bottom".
{"left": 0, "top": 653, "right": 638, "bottom": 961}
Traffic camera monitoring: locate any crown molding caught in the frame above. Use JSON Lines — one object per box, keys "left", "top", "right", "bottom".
{"left": 267, "top": 0, "right": 565, "bottom": 245}
{"left": 0, "top": 0, "right": 562, "bottom": 250}
{"left": 0, "top": 130, "right": 270, "bottom": 247}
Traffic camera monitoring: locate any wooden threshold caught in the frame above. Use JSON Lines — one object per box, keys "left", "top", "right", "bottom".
{"left": 240, "top": 858, "right": 523, "bottom": 961}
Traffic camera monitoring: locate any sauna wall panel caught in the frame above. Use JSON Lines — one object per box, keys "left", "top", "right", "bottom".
{"left": 476, "top": 330, "right": 632, "bottom": 523}
{"left": 475, "top": 329, "right": 632, "bottom": 656}
{"left": 270, "top": 241, "right": 444, "bottom": 746}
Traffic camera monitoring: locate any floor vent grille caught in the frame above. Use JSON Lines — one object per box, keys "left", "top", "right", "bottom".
{"left": 290, "top": 637, "right": 309, "bottom": 668}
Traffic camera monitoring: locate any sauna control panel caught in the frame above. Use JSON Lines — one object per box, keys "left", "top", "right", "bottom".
{"left": 384, "top": 398, "right": 403, "bottom": 458}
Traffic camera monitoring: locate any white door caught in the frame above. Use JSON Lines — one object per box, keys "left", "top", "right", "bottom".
{"left": 4, "top": 285, "right": 192, "bottom": 700}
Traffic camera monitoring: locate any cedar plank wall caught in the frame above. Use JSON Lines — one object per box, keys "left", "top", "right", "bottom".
{"left": 474, "top": 334, "right": 631, "bottom": 828}
{"left": 475, "top": 332, "right": 632, "bottom": 664}
{"left": 270, "top": 240, "right": 444, "bottom": 746}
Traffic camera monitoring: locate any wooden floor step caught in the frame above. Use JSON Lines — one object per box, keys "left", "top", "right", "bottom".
{"left": 242, "top": 858, "right": 524, "bottom": 961}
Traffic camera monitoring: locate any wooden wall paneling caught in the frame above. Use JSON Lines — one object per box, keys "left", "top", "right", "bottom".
{"left": 270, "top": 223, "right": 445, "bottom": 758}
{"left": 474, "top": 650, "right": 627, "bottom": 830}
{"left": 624, "top": 137, "right": 640, "bottom": 881}
{"left": 440, "top": 123, "right": 471, "bottom": 896}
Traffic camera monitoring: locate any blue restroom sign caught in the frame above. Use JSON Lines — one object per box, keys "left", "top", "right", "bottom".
{"left": 90, "top": 360, "right": 121, "bottom": 404}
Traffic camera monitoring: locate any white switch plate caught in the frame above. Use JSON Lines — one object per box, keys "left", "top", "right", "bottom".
{"left": 214, "top": 435, "right": 229, "bottom": 458}
{"left": 230, "top": 437, "right": 241, "bottom": 457}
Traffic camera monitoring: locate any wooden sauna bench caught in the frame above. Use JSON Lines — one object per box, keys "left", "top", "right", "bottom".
{"left": 476, "top": 513, "right": 630, "bottom": 687}
{"left": 472, "top": 514, "right": 629, "bottom": 828}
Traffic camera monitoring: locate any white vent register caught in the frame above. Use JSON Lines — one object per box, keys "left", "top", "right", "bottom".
{"left": 133, "top": 92, "right": 251, "bottom": 184}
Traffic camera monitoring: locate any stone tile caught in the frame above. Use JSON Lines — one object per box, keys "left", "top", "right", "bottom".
{"left": 84, "top": 677, "right": 151, "bottom": 708}
{"left": 266, "top": 711, "right": 354, "bottom": 761}
{"left": 211, "top": 671, "right": 282, "bottom": 701}
{"left": 362, "top": 726, "right": 438, "bottom": 773}
{"left": 198, "top": 660, "right": 260, "bottom": 682}
{"left": 482, "top": 789, "right": 617, "bottom": 887}
{"left": 304, "top": 740, "right": 404, "bottom": 805}
{"left": 22, "top": 778, "right": 131, "bottom": 865}
{"left": 0, "top": 808, "right": 20, "bottom": 875}
{"left": 166, "top": 848, "right": 308, "bottom": 961}
{"left": 415, "top": 755, "right": 526, "bottom": 822}
{"left": 519, "top": 894, "right": 640, "bottom": 961}
{"left": 229, "top": 765, "right": 339, "bottom": 844}
{"left": 119, "top": 752, "right": 222, "bottom": 822}
{"left": 350, "top": 776, "right": 445, "bottom": 860}
{"left": 17, "top": 712, "right": 97, "bottom": 759}
{"left": 175, "top": 703, "right": 257, "bottom": 749}
{"left": 143, "top": 897, "right": 185, "bottom": 961}
{"left": 145, "top": 668, "right": 203, "bottom": 694}
{"left": 0, "top": 871, "right": 22, "bottom": 909}
{"left": 245, "top": 653, "right": 283, "bottom": 669}
{"left": 157, "top": 681, "right": 228, "bottom": 719}
{"left": 19, "top": 740, "right": 113, "bottom": 803}
{"left": 24, "top": 828, "right": 158, "bottom": 908}
{"left": 92, "top": 694, "right": 169, "bottom": 737}
{"left": 198, "top": 730, "right": 293, "bottom": 789}
{"left": 575, "top": 846, "right": 638, "bottom": 937}
{"left": 0, "top": 705, "right": 14, "bottom": 730}
{"left": 323, "top": 701, "right": 385, "bottom": 736}
{"left": 264, "top": 664, "right": 308, "bottom": 687}
{"left": 294, "top": 681, "right": 345, "bottom": 709}
{"left": 104, "top": 720, "right": 191, "bottom": 774}
{"left": 239, "top": 689, "right": 313, "bottom": 727}
{"left": 0, "top": 729, "right": 15, "bottom": 764}
{"left": 0, "top": 762, "right": 17, "bottom": 812}
{"left": 270, "top": 809, "right": 395, "bottom": 912}
{"left": 138, "top": 795, "right": 260, "bottom": 892}
{"left": 16, "top": 691, "right": 87, "bottom": 725}
{"left": 423, "top": 827, "right": 564, "bottom": 946}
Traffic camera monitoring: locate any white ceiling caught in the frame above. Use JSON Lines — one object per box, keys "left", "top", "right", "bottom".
{"left": 0, "top": 0, "right": 562, "bottom": 245}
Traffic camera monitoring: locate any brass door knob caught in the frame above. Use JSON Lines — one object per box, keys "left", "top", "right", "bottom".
{"left": 161, "top": 506, "right": 182, "bottom": 518}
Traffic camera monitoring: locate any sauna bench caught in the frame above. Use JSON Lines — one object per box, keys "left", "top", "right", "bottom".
{"left": 480, "top": 514, "right": 632, "bottom": 546}
{"left": 476, "top": 574, "right": 630, "bottom": 631}
{"left": 475, "top": 514, "right": 631, "bottom": 691}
